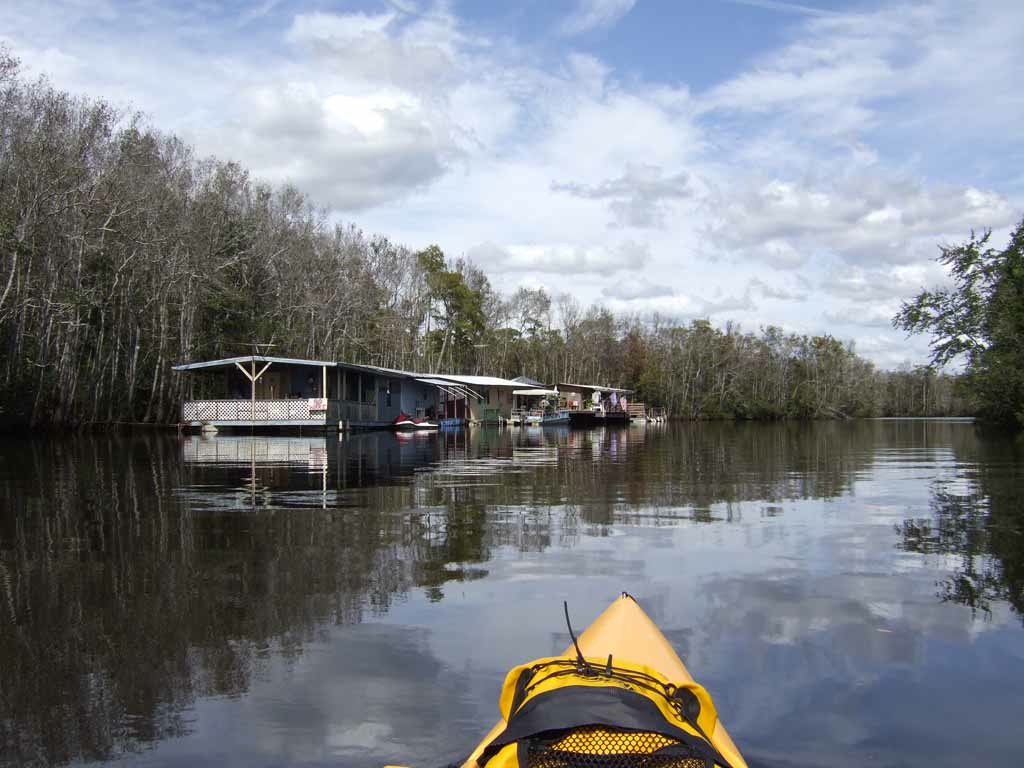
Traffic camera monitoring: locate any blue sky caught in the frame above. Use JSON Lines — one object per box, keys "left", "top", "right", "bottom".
{"left": 3, "top": 0, "right": 1022, "bottom": 367}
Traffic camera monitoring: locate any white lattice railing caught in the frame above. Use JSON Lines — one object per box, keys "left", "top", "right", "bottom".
{"left": 182, "top": 399, "right": 339, "bottom": 422}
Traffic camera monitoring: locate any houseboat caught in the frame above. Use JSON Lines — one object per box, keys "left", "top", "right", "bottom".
{"left": 556, "top": 383, "right": 634, "bottom": 426}
{"left": 172, "top": 356, "right": 535, "bottom": 432}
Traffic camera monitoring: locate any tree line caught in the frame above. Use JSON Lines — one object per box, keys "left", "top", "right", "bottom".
{"left": 0, "top": 50, "right": 975, "bottom": 428}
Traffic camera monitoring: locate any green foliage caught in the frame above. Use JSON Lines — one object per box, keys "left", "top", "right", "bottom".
{"left": 895, "top": 220, "right": 1024, "bottom": 425}
{"left": 417, "top": 246, "right": 488, "bottom": 371}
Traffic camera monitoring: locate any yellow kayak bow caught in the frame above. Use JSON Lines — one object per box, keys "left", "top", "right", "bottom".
{"left": 390, "top": 593, "right": 748, "bottom": 768}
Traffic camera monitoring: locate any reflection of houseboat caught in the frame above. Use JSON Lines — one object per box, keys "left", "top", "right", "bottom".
{"left": 178, "top": 431, "right": 447, "bottom": 508}
{"left": 181, "top": 435, "right": 331, "bottom": 467}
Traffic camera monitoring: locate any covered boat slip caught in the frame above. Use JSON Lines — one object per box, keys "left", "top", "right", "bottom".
{"left": 173, "top": 356, "right": 534, "bottom": 431}
{"left": 438, "top": 374, "right": 524, "bottom": 424}
{"left": 415, "top": 377, "right": 478, "bottom": 426}
{"left": 558, "top": 382, "right": 637, "bottom": 425}
{"left": 510, "top": 389, "right": 567, "bottom": 426}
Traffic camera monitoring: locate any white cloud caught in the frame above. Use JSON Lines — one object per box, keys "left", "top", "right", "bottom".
{"left": 748, "top": 278, "right": 807, "bottom": 302}
{"left": 210, "top": 78, "right": 452, "bottom": 209}
{"left": 820, "top": 262, "right": 951, "bottom": 304}
{"left": 552, "top": 164, "right": 695, "bottom": 228}
{"left": 560, "top": 0, "right": 637, "bottom": 36}
{"left": 715, "top": 0, "right": 833, "bottom": 16}
{"left": 700, "top": 0, "right": 1024, "bottom": 147}
{"left": 603, "top": 285, "right": 756, "bottom": 321}
{"left": 2, "top": 0, "right": 1022, "bottom": 368}
{"left": 604, "top": 293, "right": 699, "bottom": 318}
{"left": 601, "top": 276, "right": 675, "bottom": 300}
{"left": 467, "top": 240, "right": 647, "bottom": 275}
{"left": 699, "top": 5, "right": 915, "bottom": 132}
{"left": 850, "top": 332, "right": 934, "bottom": 370}
{"left": 238, "top": 0, "right": 285, "bottom": 28}
{"left": 701, "top": 290, "right": 757, "bottom": 316}
{"left": 710, "top": 175, "right": 1017, "bottom": 268}
{"left": 823, "top": 304, "right": 900, "bottom": 329}
{"left": 287, "top": 11, "right": 397, "bottom": 45}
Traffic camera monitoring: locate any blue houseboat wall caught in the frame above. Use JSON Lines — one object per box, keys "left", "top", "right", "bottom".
{"left": 399, "top": 379, "right": 440, "bottom": 418}
{"left": 376, "top": 378, "right": 402, "bottom": 423}
{"left": 368, "top": 377, "right": 441, "bottom": 423}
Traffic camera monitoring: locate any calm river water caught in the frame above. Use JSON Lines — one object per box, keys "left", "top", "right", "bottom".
{"left": 1, "top": 421, "right": 1022, "bottom": 767}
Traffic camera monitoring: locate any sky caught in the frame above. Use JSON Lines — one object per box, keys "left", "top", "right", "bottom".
{"left": 3, "top": 0, "right": 1023, "bottom": 368}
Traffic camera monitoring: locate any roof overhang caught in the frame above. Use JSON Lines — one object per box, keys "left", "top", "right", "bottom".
{"left": 173, "top": 355, "right": 337, "bottom": 372}
{"left": 416, "top": 377, "right": 484, "bottom": 401}
{"left": 438, "top": 374, "right": 536, "bottom": 388}
{"left": 336, "top": 361, "right": 420, "bottom": 379}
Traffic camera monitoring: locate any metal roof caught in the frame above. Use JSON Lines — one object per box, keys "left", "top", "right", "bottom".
{"left": 174, "top": 356, "right": 426, "bottom": 379}
{"left": 416, "top": 377, "right": 461, "bottom": 387}
{"left": 437, "top": 374, "right": 534, "bottom": 388}
{"left": 558, "top": 382, "right": 634, "bottom": 394}
{"left": 415, "top": 377, "right": 481, "bottom": 400}
{"left": 172, "top": 355, "right": 337, "bottom": 372}
{"left": 513, "top": 389, "right": 560, "bottom": 396}
{"left": 174, "top": 357, "right": 551, "bottom": 393}
{"left": 336, "top": 361, "right": 423, "bottom": 379}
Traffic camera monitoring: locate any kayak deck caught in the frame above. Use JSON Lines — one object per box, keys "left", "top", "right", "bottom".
{"left": 461, "top": 594, "right": 747, "bottom": 768}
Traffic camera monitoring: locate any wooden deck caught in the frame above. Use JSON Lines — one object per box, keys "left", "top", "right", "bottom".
{"left": 626, "top": 402, "right": 646, "bottom": 419}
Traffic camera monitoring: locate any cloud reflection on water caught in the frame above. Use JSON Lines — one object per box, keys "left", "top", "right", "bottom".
{"left": 0, "top": 421, "right": 1022, "bottom": 767}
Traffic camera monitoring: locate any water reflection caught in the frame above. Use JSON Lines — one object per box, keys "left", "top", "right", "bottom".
{"left": 0, "top": 421, "right": 1022, "bottom": 767}
{"left": 897, "top": 428, "right": 1024, "bottom": 620}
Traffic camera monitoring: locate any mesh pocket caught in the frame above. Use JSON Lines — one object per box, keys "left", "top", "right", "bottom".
{"left": 525, "top": 726, "right": 707, "bottom": 768}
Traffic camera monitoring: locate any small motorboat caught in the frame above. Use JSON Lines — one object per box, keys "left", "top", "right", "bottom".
{"left": 391, "top": 412, "right": 438, "bottom": 430}
{"left": 541, "top": 409, "right": 570, "bottom": 425}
